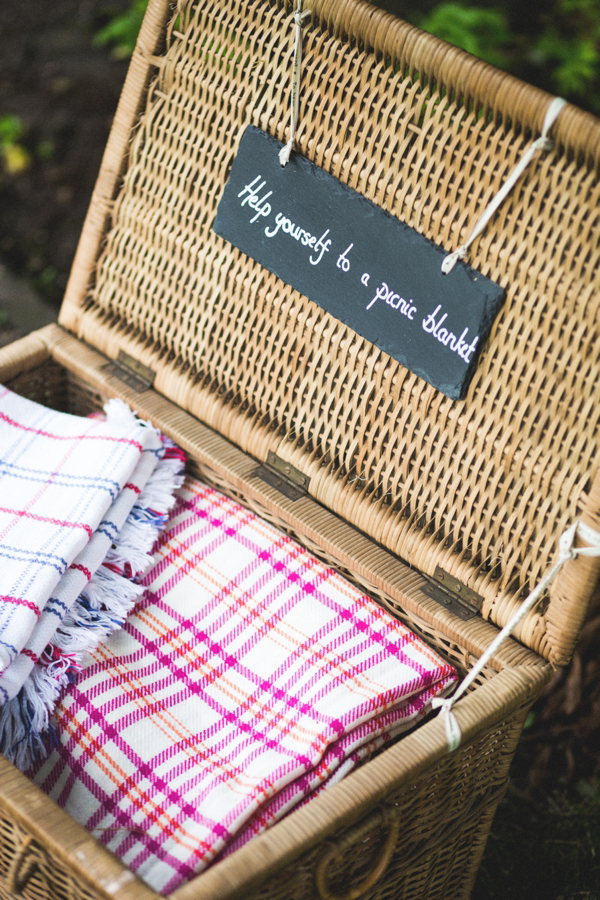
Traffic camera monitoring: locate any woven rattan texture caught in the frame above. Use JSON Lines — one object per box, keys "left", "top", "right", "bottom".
{"left": 0, "top": 821, "right": 101, "bottom": 900}
{"left": 208, "top": 703, "right": 528, "bottom": 900}
{"left": 68, "top": 0, "right": 600, "bottom": 656}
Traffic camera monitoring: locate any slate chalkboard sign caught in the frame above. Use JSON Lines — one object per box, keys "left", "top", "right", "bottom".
{"left": 213, "top": 126, "right": 505, "bottom": 400}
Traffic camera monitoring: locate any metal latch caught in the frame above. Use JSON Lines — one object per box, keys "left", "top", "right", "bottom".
{"left": 103, "top": 350, "right": 156, "bottom": 392}
{"left": 252, "top": 452, "right": 310, "bottom": 500}
{"left": 420, "top": 567, "right": 483, "bottom": 620}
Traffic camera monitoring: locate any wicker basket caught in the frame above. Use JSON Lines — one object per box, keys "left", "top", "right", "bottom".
{"left": 1, "top": 1, "right": 600, "bottom": 899}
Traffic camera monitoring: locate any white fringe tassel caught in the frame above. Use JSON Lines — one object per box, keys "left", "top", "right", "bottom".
{"left": 1, "top": 435, "right": 185, "bottom": 770}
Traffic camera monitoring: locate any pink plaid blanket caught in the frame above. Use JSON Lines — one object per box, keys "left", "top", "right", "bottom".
{"left": 31, "top": 477, "right": 456, "bottom": 893}
{"left": 0, "top": 386, "right": 184, "bottom": 766}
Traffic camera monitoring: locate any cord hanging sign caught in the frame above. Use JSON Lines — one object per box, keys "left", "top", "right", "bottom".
{"left": 213, "top": 126, "right": 505, "bottom": 400}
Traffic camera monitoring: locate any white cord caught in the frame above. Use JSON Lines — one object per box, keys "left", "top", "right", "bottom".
{"left": 442, "top": 96, "right": 566, "bottom": 273}
{"left": 432, "top": 520, "right": 600, "bottom": 751}
{"left": 279, "top": 3, "right": 311, "bottom": 166}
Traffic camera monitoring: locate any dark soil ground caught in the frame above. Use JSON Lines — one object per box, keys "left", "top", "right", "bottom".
{"left": 1, "top": 3, "right": 599, "bottom": 898}
{"left": 0, "top": 0, "right": 130, "bottom": 312}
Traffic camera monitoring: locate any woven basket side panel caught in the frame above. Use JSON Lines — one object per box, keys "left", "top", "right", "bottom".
{"left": 220, "top": 704, "right": 528, "bottom": 900}
{"left": 76, "top": 0, "right": 600, "bottom": 653}
{"left": 0, "top": 820, "right": 99, "bottom": 900}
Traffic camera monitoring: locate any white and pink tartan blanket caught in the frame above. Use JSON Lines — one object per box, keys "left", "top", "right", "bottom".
{"left": 0, "top": 384, "right": 184, "bottom": 767}
{"left": 31, "top": 476, "right": 457, "bottom": 894}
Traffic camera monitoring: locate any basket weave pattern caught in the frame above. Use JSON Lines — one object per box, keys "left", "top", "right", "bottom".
{"left": 62, "top": 0, "right": 600, "bottom": 663}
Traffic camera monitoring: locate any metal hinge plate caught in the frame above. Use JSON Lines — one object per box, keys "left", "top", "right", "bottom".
{"left": 103, "top": 350, "right": 156, "bottom": 392}
{"left": 252, "top": 452, "right": 310, "bottom": 500}
{"left": 420, "top": 567, "right": 483, "bottom": 620}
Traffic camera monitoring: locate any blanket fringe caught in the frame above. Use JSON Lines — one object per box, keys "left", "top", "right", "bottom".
{"left": 1, "top": 436, "right": 185, "bottom": 770}
{"left": 53, "top": 570, "right": 145, "bottom": 651}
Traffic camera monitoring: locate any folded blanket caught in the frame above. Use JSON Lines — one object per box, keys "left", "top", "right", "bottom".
{"left": 0, "top": 385, "right": 185, "bottom": 766}
{"left": 31, "top": 476, "right": 456, "bottom": 894}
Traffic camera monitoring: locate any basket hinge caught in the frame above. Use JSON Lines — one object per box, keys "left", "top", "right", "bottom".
{"left": 419, "top": 567, "right": 483, "bottom": 620}
{"left": 252, "top": 451, "right": 310, "bottom": 501}
{"left": 103, "top": 350, "right": 156, "bottom": 392}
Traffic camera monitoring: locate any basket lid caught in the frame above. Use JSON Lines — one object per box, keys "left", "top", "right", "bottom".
{"left": 59, "top": 0, "right": 600, "bottom": 665}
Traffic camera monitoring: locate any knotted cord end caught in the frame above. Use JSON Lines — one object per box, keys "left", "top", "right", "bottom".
{"left": 279, "top": 139, "right": 293, "bottom": 167}
{"left": 431, "top": 697, "right": 462, "bottom": 752}
{"left": 294, "top": 9, "right": 311, "bottom": 25}
{"left": 441, "top": 245, "right": 468, "bottom": 274}
{"left": 557, "top": 520, "right": 579, "bottom": 562}
{"left": 532, "top": 135, "right": 554, "bottom": 154}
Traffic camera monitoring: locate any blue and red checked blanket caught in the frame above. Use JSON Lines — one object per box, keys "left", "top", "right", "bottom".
{"left": 0, "top": 385, "right": 184, "bottom": 767}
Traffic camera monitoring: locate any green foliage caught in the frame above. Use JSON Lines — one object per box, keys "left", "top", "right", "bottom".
{"left": 532, "top": 0, "right": 600, "bottom": 112}
{"left": 36, "top": 140, "right": 55, "bottom": 162}
{"left": 0, "top": 114, "right": 25, "bottom": 148}
{"left": 94, "top": 0, "right": 149, "bottom": 59}
{"left": 420, "top": 3, "right": 512, "bottom": 68}
{"left": 0, "top": 115, "right": 32, "bottom": 175}
{"left": 401, "top": 0, "right": 600, "bottom": 115}
{"left": 37, "top": 266, "right": 57, "bottom": 293}
{"left": 535, "top": 30, "right": 598, "bottom": 97}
